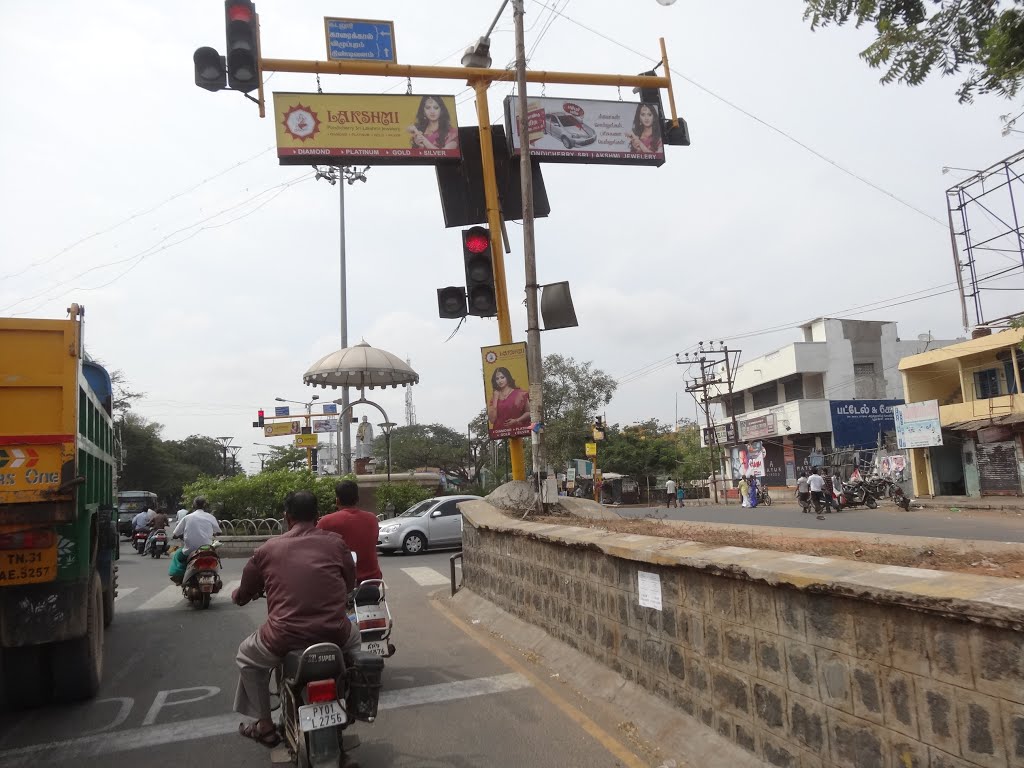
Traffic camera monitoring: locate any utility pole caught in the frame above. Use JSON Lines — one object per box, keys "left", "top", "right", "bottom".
{"left": 679, "top": 356, "right": 724, "bottom": 504}
{"left": 513, "top": 0, "right": 544, "bottom": 516}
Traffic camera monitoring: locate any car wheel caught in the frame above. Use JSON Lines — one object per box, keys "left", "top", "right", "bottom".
{"left": 560, "top": 136, "right": 573, "bottom": 149}
{"left": 402, "top": 532, "right": 426, "bottom": 555}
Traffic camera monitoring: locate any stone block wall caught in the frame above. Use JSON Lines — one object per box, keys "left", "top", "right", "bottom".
{"left": 461, "top": 521, "right": 1024, "bottom": 768}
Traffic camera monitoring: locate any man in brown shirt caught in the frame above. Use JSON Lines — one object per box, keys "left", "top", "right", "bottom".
{"left": 232, "top": 490, "right": 357, "bottom": 747}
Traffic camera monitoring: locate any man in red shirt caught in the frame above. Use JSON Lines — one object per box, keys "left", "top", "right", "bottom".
{"left": 317, "top": 480, "right": 383, "bottom": 583}
{"left": 232, "top": 490, "right": 356, "bottom": 748}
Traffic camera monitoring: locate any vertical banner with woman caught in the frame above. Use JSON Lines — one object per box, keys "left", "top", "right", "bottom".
{"left": 481, "top": 343, "right": 532, "bottom": 440}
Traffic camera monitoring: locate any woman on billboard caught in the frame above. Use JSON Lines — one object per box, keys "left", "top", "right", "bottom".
{"left": 407, "top": 96, "right": 458, "bottom": 150}
{"left": 624, "top": 103, "right": 663, "bottom": 154}
{"left": 487, "top": 367, "right": 530, "bottom": 430}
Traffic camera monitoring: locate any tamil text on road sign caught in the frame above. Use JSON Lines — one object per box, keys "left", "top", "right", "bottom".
{"left": 274, "top": 93, "right": 461, "bottom": 165}
{"left": 265, "top": 421, "right": 301, "bottom": 437}
{"left": 324, "top": 17, "right": 397, "bottom": 63}
{"left": 295, "top": 434, "right": 318, "bottom": 448}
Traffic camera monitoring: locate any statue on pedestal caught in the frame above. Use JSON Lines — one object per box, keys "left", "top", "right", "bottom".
{"left": 355, "top": 415, "right": 375, "bottom": 460}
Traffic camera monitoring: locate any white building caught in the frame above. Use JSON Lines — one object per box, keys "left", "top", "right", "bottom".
{"left": 701, "top": 318, "right": 958, "bottom": 487}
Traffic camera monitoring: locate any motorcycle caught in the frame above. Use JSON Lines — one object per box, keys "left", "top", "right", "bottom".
{"left": 755, "top": 487, "right": 772, "bottom": 506}
{"left": 347, "top": 580, "right": 396, "bottom": 658}
{"left": 181, "top": 543, "right": 222, "bottom": 609}
{"left": 147, "top": 528, "right": 170, "bottom": 558}
{"left": 837, "top": 480, "right": 878, "bottom": 510}
{"left": 865, "top": 476, "right": 912, "bottom": 511}
{"left": 132, "top": 528, "right": 149, "bottom": 555}
{"left": 273, "top": 640, "right": 383, "bottom": 768}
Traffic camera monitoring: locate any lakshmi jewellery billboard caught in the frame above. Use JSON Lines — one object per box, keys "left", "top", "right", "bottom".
{"left": 504, "top": 96, "right": 665, "bottom": 166}
{"left": 481, "top": 343, "right": 531, "bottom": 440}
{"left": 273, "top": 93, "right": 462, "bottom": 165}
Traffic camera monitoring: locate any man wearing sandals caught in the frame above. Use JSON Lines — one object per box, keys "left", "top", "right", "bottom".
{"left": 232, "top": 490, "right": 358, "bottom": 748}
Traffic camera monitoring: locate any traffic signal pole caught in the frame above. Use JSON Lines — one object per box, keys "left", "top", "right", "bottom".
{"left": 252, "top": 43, "right": 677, "bottom": 484}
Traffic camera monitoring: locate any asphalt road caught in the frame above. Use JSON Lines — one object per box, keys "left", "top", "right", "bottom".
{"left": 0, "top": 542, "right": 640, "bottom": 768}
{"left": 618, "top": 500, "right": 1024, "bottom": 542}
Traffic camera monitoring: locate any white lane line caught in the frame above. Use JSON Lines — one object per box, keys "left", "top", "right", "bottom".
{"left": 113, "top": 588, "right": 138, "bottom": 602}
{"left": 0, "top": 673, "right": 531, "bottom": 766}
{"left": 133, "top": 585, "right": 183, "bottom": 612}
{"left": 401, "top": 567, "right": 450, "bottom": 586}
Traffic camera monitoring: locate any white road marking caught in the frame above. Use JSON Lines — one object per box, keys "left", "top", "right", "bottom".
{"left": 113, "top": 588, "right": 138, "bottom": 602}
{"left": 401, "top": 567, "right": 450, "bottom": 586}
{"left": 0, "top": 673, "right": 531, "bottom": 766}
{"left": 134, "top": 585, "right": 183, "bottom": 612}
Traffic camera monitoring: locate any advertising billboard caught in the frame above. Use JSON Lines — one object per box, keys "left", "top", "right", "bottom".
{"left": 504, "top": 96, "right": 665, "bottom": 166}
{"left": 273, "top": 93, "right": 461, "bottom": 165}
{"left": 894, "top": 400, "right": 943, "bottom": 449}
{"left": 829, "top": 400, "right": 904, "bottom": 449}
{"left": 313, "top": 419, "right": 338, "bottom": 434}
{"left": 265, "top": 421, "right": 301, "bottom": 437}
{"left": 481, "top": 342, "right": 531, "bottom": 440}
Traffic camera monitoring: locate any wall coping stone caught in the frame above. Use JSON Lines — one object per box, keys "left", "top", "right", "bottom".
{"left": 461, "top": 499, "right": 1024, "bottom": 629}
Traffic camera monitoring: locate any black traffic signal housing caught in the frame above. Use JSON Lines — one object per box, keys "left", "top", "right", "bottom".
{"left": 310, "top": 447, "right": 319, "bottom": 470}
{"left": 225, "top": 0, "right": 261, "bottom": 93}
{"left": 594, "top": 416, "right": 606, "bottom": 441}
{"left": 462, "top": 226, "right": 497, "bottom": 317}
{"left": 437, "top": 287, "right": 468, "bottom": 319}
{"left": 636, "top": 69, "right": 691, "bottom": 147}
{"left": 256, "top": 409, "right": 265, "bottom": 428}
{"left": 194, "top": 46, "right": 227, "bottom": 91}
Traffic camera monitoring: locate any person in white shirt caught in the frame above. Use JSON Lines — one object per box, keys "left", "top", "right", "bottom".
{"left": 807, "top": 469, "right": 826, "bottom": 512}
{"left": 665, "top": 478, "right": 677, "bottom": 508}
{"left": 796, "top": 473, "right": 810, "bottom": 511}
{"left": 176, "top": 507, "right": 188, "bottom": 524}
{"left": 169, "top": 497, "right": 221, "bottom": 584}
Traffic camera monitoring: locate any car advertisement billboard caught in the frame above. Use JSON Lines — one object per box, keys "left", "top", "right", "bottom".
{"left": 481, "top": 342, "right": 532, "bottom": 440}
{"left": 504, "top": 96, "right": 665, "bottom": 166}
{"left": 273, "top": 93, "right": 461, "bottom": 165}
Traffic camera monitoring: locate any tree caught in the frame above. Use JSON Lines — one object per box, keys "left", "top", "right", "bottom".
{"left": 597, "top": 419, "right": 709, "bottom": 490}
{"left": 804, "top": 0, "right": 1024, "bottom": 101}
{"left": 376, "top": 423, "right": 474, "bottom": 484}
{"left": 540, "top": 354, "right": 618, "bottom": 468}
{"left": 263, "top": 445, "right": 309, "bottom": 472}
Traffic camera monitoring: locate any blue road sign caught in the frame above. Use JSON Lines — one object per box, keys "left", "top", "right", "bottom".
{"left": 324, "top": 18, "right": 397, "bottom": 63}
{"left": 274, "top": 406, "right": 290, "bottom": 417}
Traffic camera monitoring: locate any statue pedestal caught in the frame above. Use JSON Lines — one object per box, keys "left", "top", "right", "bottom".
{"left": 355, "top": 457, "right": 371, "bottom": 475}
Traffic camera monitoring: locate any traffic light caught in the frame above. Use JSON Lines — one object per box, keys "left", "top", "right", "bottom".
{"left": 635, "top": 69, "right": 690, "bottom": 147}
{"left": 636, "top": 69, "right": 662, "bottom": 108}
{"left": 194, "top": 46, "right": 227, "bottom": 91}
{"left": 310, "top": 448, "right": 319, "bottom": 471}
{"left": 462, "top": 226, "right": 497, "bottom": 317}
{"left": 437, "top": 287, "right": 468, "bottom": 319}
{"left": 224, "top": 0, "right": 261, "bottom": 93}
{"left": 257, "top": 409, "right": 264, "bottom": 428}
{"left": 593, "top": 416, "right": 606, "bottom": 441}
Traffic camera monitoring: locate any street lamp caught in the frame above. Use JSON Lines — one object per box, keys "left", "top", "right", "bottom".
{"left": 377, "top": 422, "right": 397, "bottom": 482}
{"left": 942, "top": 166, "right": 981, "bottom": 175}
{"left": 256, "top": 452, "right": 269, "bottom": 471}
{"left": 216, "top": 436, "right": 233, "bottom": 475}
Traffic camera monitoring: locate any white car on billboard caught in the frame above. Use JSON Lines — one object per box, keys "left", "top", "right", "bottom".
{"left": 544, "top": 112, "right": 597, "bottom": 149}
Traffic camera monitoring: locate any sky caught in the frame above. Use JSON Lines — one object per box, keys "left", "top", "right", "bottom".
{"left": 2, "top": 0, "right": 1022, "bottom": 474}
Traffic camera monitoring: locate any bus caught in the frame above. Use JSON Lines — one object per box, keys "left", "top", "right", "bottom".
{"left": 116, "top": 490, "right": 160, "bottom": 538}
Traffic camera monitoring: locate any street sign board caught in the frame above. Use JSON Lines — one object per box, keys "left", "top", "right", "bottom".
{"left": 274, "top": 406, "right": 290, "bottom": 417}
{"left": 585, "top": 442, "right": 597, "bottom": 457}
{"left": 265, "top": 421, "right": 300, "bottom": 437}
{"left": 324, "top": 17, "right": 397, "bottom": 63}
{"left": 322, "top": 403, "right": 338, "bottom": 414}
{"left": 295, "top": 434, "right": 318, "bottom": 448}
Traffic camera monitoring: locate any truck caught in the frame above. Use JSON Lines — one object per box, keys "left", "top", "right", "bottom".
{"left": 0, "top": 304, "right": 118, "bottom": 708}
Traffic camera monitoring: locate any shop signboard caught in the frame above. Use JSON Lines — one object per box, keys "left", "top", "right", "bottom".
{"left": 894, "top": 400, "right": 943, "bottom": 449}
{"left": 829, "top": 399, "right": 904, "bottom": 449}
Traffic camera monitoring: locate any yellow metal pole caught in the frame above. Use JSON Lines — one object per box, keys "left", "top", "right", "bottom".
{"left": 659, "top": 38, "right": 679, "bottom": 128}
{"left": 473, "top": 81, "right": 525, "bottom": 481}
{"left": 255, "top": 13, "right": 266, "bottom": 119}
{"left": 259, "top": 58, "right": 670, "bottom": 90}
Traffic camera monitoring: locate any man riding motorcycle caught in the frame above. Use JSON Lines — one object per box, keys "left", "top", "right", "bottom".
{"left": 144, "top": 507, "right": 170, "bottom": 555}
{"left": 169, "top": 497, "right": 221, "bottom": 585}
{"left": 317, "top": 480, "right": 382, "bottom": 583}
{"left": 232, "top": 490, "right": 358, "bottom": 749}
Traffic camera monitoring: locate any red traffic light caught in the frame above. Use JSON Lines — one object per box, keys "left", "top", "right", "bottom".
{"left": 227, "top": 2, "right": 253, "bottom": 22}
{"left": 463, "top": 226, "right": 490, "bottom": 255}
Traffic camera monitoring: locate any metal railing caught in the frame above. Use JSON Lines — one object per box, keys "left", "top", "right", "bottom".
{"left": 219, "top": 518, "right": 284, "bottom": 536}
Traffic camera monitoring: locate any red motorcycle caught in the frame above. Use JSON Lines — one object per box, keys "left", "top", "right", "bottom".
{"left": 180, "top": 543, "right": 222, "bottom": 609}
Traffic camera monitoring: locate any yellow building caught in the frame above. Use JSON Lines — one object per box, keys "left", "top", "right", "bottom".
{"left": 899, "top": 328, "right": 1024, "bottom": 498}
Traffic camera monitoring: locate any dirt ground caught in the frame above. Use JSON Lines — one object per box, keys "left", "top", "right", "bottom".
{"left": 529, "top": 514, "right": 1024, "bottom": 579}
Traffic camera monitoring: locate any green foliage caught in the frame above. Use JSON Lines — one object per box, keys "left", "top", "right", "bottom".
{"left": 541, "top": 354, "right": 618, "bottom": 468}
{"left": 262, "top": 445, "right": 309, "bottom": 472}
{"left": 373, "top": 481, "right": 434, "bottom": 516}
{"left": 375, "top": 423, "right": 473, "bottom": 483}
{"left": 803, "top": 0, "right": 1024, "bottom": 102}
{"left": 181, "top": 470, "right": 357, "bottom": 520}
{"left": 597, "top": 419, "right": 708, "bottom": 486}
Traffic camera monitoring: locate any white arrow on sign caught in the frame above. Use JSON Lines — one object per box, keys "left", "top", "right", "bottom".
{"left": 10, "top": 448, "right": 25, "bottom": 468}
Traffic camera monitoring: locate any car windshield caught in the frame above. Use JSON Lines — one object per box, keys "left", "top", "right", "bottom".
{"left": 399, "top": 500, "right": 434, "bottom": 517}
{"left": 557, "top": 115, "right": 581, "bottom": 127}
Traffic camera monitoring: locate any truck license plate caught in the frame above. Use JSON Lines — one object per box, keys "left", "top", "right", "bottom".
{"left": 298, "top": 700, "right": 346, "bottom": 731}
{"left": 0, "top": 547, "right": 58, "bottom": 586}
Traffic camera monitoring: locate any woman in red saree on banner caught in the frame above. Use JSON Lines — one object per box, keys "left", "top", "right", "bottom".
{"left": 487, "top": 367, "right": 530, "bottom": 433}
{"left": 625, "top": 103, "right": 663, "bottom": 154}
{"left": 407, "top": 96, "right": 458, "bottom": 150}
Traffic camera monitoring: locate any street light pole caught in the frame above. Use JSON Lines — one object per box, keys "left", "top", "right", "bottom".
{"left": 512, "top": 0, "right": 544, "bottom": 516}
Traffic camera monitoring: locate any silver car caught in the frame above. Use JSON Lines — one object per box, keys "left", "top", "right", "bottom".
{"left": 544, "top": 112, "right": 597, "bottom": 149}
{"left": 377, "top": 495, "right": 481, "bottom": 555}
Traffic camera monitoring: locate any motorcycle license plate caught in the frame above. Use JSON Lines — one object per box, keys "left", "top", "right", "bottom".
{"left": 361, "top": 641, "right": 387, "bottom": 656}
{"left": 198, "top": 575, "right": 215, "bottom": 584}
{"left": 298, "top": 700, "right": 346, "bottom": 732}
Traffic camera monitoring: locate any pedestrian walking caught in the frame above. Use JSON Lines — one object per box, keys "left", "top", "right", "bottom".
{"left": 822, "top": 472, "right": 838, "bottom": 513}
{"left": 749, "top": 475, "right": 759, "bottom": 508}
{"left": 738, "top": 476, "right": 750, "bottom": 508}
{"left": 665, "top": 478, "right": 677, "bottom": 508}
{"left": 807, "top": 469, "right": 826, "bottom": 514}
{"left": 676, "top": 484, "right": 685, "bottom": 507}
{"left": 796, "top": 471, "right": 810, "bottom": 512}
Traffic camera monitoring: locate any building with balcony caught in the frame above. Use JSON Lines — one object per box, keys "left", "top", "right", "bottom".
{"left": 703, "top": 318, "right": 957, "bottom": 487}
{"left": 899, "top": 327, "right": 1024, "bottom": 498}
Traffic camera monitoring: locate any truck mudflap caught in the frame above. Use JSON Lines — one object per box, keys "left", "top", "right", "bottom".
{"left": 0, "top": 578, "right": 89, "bottom": 647}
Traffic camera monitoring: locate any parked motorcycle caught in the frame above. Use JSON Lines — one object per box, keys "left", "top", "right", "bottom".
{"left": 181, "top": 543, "right": 222, "bottom": 609}
{"left": 865, "top": 476, "right": 912, "bottom": 511}
{"left": 348, "top": 580, "right": 396, "bottom": 658}
{"left": 148, "top": 528, "right": 169, "bottom": 558}
{"left": 132, "top": 529, "right": 149, "bottom": 555}
{"left": 837, "top": 480, "right": 878, "bottom": 510}
{"left": 755, "top": 487, "right": 772, "bottom": 506}
{"left": 274, "top": 641, "right": 383, "bottom": 768}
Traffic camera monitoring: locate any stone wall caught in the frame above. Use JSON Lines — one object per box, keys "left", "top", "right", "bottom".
{"left": 460, "top": 503, "right": 1024, "bottom": 768}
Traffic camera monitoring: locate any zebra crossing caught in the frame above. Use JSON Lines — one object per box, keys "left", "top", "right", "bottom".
{"left": 114, "top": 566, "right": 453, "bottom": 612}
